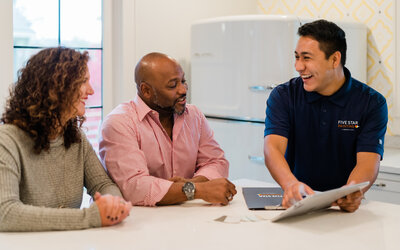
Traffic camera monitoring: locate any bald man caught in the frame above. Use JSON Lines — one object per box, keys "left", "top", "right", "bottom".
{"left": 99, "top": 52, "right": 236, "bottom": 206}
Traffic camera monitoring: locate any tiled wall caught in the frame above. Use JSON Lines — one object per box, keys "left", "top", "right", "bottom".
{"left": 257, "top": 0, "right": 395, "bottom": 134}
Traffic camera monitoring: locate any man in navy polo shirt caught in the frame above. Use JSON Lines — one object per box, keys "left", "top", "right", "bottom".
{"left": 264, "top": 19, "right": 388, "bottom": 212}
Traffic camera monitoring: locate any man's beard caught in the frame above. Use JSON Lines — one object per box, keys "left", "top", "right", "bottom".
{"left": 153, "top": 92, "right": 186, "bottom": 116}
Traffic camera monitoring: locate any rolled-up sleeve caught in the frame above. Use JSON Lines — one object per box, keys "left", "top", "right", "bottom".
{"left": 99, "top": 114, "right": 173, "bottom": 206}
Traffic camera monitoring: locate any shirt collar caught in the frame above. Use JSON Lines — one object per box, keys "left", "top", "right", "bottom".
{"left": 305, "top": 67, "right": 352, "bottom": 107}
{"left": 134, "top": 95, "right": 154, "bottom": 121}
{"left": 133, "top": 95, "right": 189, "bottom": 121}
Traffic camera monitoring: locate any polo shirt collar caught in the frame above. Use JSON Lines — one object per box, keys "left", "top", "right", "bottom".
{"left": 133, "top": 95, "right": 189, "bottom": 121}
{"left": 305, "top": 67, "right": 352, "bottom": 107}
{"left": 328, "top": 67, "right": 352, "bottom": 107}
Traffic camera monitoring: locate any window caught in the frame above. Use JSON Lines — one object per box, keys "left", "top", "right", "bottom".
{"left": 13, "top": 0, "right": 103, "bottom": 150}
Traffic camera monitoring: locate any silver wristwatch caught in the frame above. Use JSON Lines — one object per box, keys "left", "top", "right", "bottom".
{"left": 182, "top": 182, "right": 195, "bottom": 200}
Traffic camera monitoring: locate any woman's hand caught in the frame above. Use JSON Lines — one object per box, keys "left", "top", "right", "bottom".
{"left": 94, "top": 192, "right": 132, "bottom": 226}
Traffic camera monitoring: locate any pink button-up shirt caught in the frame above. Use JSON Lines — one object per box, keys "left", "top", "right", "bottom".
{"left": 99, "top": 96, "right": 229, "bottom": 206}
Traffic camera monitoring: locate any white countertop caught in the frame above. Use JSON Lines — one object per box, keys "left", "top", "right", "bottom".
{"left": 1, "top": 185, "right": 399, "bottom": 250}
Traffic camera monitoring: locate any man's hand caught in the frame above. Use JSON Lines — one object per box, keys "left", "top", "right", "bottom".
{"left": 282, "top": 181, "right": 314, "bottom": 208}
{"left": 196, "top": 178, "right": 237, "bottom": 205}
{"left": 333, "top": 191, "right": 363, "bottom": 212}
{"left": 332, "top": 181, "right": 364, "bottom": 212}
{"left": 94, "top": 192, "right": 132, "bottom": 227}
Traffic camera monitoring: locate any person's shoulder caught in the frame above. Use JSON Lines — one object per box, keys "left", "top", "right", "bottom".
{"left": 186, "top": 104, "right": 201, "bottom": 113}
{"left": 270, "top": 77, "right": 302, "bottom": 98}
{"left": 107, "top": 102, "right": 136, "bottom": 117}
{"left": 0, "top": 123, "right": 21, "bottom": 133}
{"left": 273, "top": 77, "right": 302, "bottom": 91}
{"left": 184, "top": 104, "right": 207, "bottom": 123}
{"left": 77, "top": 128, "right": 96, "bottom": 154}
{"left": 186, "top": 104, "right": 207, "bottom": 117}
{"left": 351, "top": 78, "right": 386, "bottom": 105}
{"left": 78, "top": 128, "right": 90, "bottom": 143}
{"left": 0, "top": 124, "right": 30, "bottom": 141}
{"left": 0, "top": 124, "right": 33, "bottom": 153}
{"left": 102, "top": 101, "right": 138, "bottom": 127}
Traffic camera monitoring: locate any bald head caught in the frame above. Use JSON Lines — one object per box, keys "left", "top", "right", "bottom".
{"left": 135, "top": 52, "right": 178, "bottom": 87}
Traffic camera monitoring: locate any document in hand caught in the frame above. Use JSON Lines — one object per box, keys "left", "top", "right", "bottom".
{"left": 242, "top": 187, "right": 284, "bottom": 210}
{"left": 271, "top": 181, "right": 370, "bottom": 222}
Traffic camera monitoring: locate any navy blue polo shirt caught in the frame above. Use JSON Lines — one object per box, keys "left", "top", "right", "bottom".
{"left": 264, "top": 67, "right": 388, "bottom": 191}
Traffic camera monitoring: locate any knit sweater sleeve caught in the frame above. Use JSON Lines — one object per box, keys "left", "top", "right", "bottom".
{"left": 81, "top": 132, "right": 123, "bottom": 198}
{"left": 0, "top": 129, "right": 102, "bottom": 232}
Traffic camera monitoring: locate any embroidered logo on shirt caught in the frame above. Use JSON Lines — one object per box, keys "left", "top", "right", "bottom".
{"left": 338, "top": 120, "right": 360, "bottom": 131}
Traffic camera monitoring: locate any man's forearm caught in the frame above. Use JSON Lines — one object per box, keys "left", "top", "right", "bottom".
{"left": 156, "top": 178, "right": 235, "bottom": 206}
{"left": 264, "top": 147, "right": 298, "bottom": 190}
{"left": 190, "top": 175, "right": 209, "bottom": 183}
{"left": 155, "top": 181, "right": 218, "bottom": 205}
{"left": 347, "top": 152, "right": 380, "bottom": 193}
{"left": 264, "top": 135, "right": 298, "bottom": 190}
{"left": 156, "top": 176, "right": 210, "bottom": 205}
{"left": 156, "top": 182, "right": 187, "bottom": 205}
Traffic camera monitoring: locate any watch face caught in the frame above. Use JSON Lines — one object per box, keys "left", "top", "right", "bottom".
{"left": 184, "top": 182, "right": 195, "bottom": 192}
{"left": 183, "top": 182, "right": 195, "bottom": 200}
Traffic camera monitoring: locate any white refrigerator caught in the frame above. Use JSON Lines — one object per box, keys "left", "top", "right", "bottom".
{"left": 190, "top": 15, "right": 366, "bottom": 183}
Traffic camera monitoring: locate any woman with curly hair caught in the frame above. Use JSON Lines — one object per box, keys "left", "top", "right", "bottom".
{"left": 0, "top": 47, "right": 131, "bottom": 231}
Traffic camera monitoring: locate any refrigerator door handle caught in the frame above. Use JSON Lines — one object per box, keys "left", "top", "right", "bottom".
{"left": 248, "top": 85, "right": 276, "bottom": 92}
{"left": 248, "top": 155, "right": 265, "bottom": 164}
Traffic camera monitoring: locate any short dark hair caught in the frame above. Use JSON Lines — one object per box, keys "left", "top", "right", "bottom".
{"left": 298, "top": 19, "right": 347, "bottom": 66}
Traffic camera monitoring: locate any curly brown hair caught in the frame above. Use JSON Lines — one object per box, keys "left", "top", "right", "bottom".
{"left": 1, "top": 47, "right": 89, "bottom": 154}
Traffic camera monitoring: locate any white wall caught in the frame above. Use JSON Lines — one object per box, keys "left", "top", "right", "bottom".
{"left": 103, "top": 0, "right": 258, "bottom": 115}
{"left": 0, "top": 0, "right": 13, "bottom": 116}
{"left": 134, "top": 0, "right": 258, "bottom": 101}
{"left": 103, "top": 0, "right": 136, "bottom": 116}
{"left": 135, "top": 0, "right": 257, "bottom": 62}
